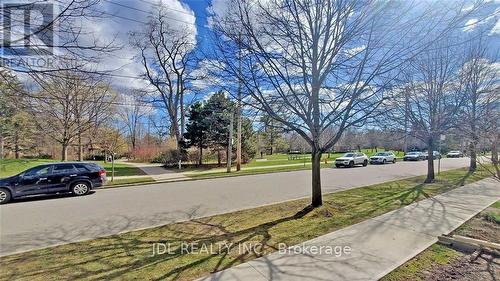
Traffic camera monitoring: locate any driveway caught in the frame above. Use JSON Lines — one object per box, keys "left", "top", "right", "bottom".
{"left": 0, "top": 158, "right": 470, "bottom": 256}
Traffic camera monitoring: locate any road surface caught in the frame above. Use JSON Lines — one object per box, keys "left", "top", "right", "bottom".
{"left": 0, "top": 158, "right": 470, "bottom": 256}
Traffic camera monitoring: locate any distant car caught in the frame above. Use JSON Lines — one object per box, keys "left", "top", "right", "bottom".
{"left": 403, "top": 151, "right": 425, "bottom": 161}
{"left": 423, "top": 151, "right": 441, "bottom": 160}
{"left": 447, "top": 151, "right": 464, "bottom": 158}
{"left": 370, "top": 152, "right": 396, "bottom": 164}
{"left": 0, "top": 162, "right": 106, "bottom": 204}
{"left": 335, "top": 152, "right": 368, "bottom": 168}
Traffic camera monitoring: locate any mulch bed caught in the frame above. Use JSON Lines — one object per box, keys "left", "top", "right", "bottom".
{"left": 425, "top": 250, "right": 499, "bottom": 281}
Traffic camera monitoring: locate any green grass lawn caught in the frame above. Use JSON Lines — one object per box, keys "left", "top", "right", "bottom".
{"left": 105, "top": 177, "right": 155, "bottom": 187}
{"left": 0, "top": 166, "right": 492, "bottom": 281}
{"left": 182, "top": 149, "right": 404, "bottom": 177}
{"left": 0, "top": 159, "right": 145, "bottom": 178}
{"left": 187, "top": 163, "right": 332, "bottom": 179}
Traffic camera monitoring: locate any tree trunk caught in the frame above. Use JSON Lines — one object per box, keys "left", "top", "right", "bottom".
{"left": 78, "top": 132, "right": 83, "bottom": 161}
{"left": 14, "top": 130, "right": 20, "bottom": 159}
{"left": 425, "top": 141, "right": 434, "bottom": 183}
{"left": 311, "top": 147, "right": 322, "bottom": 207}
{"left": 61, "top": 143, "right": 68, "bottom": 161}
{"left": 492, "top": 142, "right": 499, "bottom": 180}
{"left": 217, "top": 150, "right": 221, "bottom": 166}
{"left": 0, "top": 135, "right": 3, "bottom": 160}
{"left": 469, "top": 141, "right": 477, "bottom": 172}
{"left": 198, "top": 145, "right": 203, "bottom": 166}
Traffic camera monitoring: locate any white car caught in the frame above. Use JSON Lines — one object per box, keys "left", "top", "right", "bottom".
{"left": 370, "top": 152, "right": 396, "bottom": 164}
{"left": 335, "top": 152, "right": 368, "bottom": 168}
{"left": 447, "top": 151, "right": 463, "bottom": 158}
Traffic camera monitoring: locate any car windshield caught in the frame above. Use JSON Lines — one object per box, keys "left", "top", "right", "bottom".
{"left": 374, "top": 152, "right": 387, "bottom": 156}
{"left": 343, "top": 153, "right": 354, "bottom": 157}
{"left": 407, "top": 152, "right": 419, "bottom": 155}
{"left": 449, "top": 151, "right": 459, "bottom": 153}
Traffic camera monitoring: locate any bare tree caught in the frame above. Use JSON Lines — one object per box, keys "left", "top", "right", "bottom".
{"left": 211, "top": 0, "right": 476, "bottom": 206}
{"left": 131, "top": 4, "right": 198, "bottom": 165}
{"left": 27, "top": 73, "right": 115, "bottom": 160}
{"left": 118, "top": 89, "right": 150, "bottom": 156}
{"left": 389, "top": 41, "right": 467, "bottom": 183}
{"left": 458, "top": 36, "right": 499, "bottom": 171}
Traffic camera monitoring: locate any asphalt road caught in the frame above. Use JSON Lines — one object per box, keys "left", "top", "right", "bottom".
{"left": 0, "top": 158, "right": 471, "bottom": 256}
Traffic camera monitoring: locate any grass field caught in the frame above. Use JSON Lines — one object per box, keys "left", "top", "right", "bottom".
{"left": 105, "top": 177, "right": 155, "bottom": 186}
{"left": 181, "top": 149, "right": 405, "bottom": 176}
{"left": 0, "top": 159, "right": 146, "bottom": 178}
{"left": 0, "top": 166, "right": 492, "bottom": 281}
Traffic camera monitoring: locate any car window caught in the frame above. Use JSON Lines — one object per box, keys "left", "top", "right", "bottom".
{"left": 53, "top": 164, "right": 76, "bottom": 174}
{"left": 344, "top": 153, "right": 354, "bottom": 157}
{"left": 74, "top": 164, "right": 90, "bottom": 172}
{"left": 24, "top": 166, "right": 51, "bottom": 177}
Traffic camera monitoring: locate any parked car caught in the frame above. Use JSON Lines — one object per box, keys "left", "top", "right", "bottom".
{"left": 422, "top": 151, "right": 441, "bottom": 160}
{"left": 335, "top": 152, "right": 368, "bottom": 168}
{"left": 403, "top": 151, "right": 425, "bottom": 161}
{"left": 370, "top": 152, "right": 396, "bottom": 164}
{"left": 447, "top": 150, "right": 464, "bottom": 158}
{"left": 0, "top": 162, "right": 106, "bottom": 204}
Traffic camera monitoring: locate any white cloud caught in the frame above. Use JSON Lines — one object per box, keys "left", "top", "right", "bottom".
{"left": 463, "top": 18, "right": 479, "bottom": 32}
{"left": 73, "top": 0, "right": 197, "bottom": 90}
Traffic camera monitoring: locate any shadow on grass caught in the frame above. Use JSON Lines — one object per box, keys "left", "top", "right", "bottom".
{"left": 0, "top": 169, "right": 490, "bottom": 281}
{"left": 0, "top": 205, "right": 317, "bottom": 281}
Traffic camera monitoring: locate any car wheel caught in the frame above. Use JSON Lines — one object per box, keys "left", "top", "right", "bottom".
{"left": 392, "top": 158, "right": 396, "bottom": 163}
{"left": 0, "top": 188, "right": 11, "bottom": 204}
{"left": 362, "top": 160, "right": 368, "bottom": 167}
{"left": 382, "top": 159, "right": 386, "bottom": 164}
{"left": 349, "top": 161, "right": 354, "bottom": 168}
{"left": 71, "top": 182, "right": 90, "bottom": 196}
{"left": 335, "top": 164, "right": 341, "bottom": 168}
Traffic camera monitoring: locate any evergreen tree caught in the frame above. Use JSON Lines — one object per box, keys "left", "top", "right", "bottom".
{"left": 184, "top": 101, "right": 209, "bottom": 165}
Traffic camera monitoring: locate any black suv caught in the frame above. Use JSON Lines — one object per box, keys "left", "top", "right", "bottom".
{"left": 0, "top": 162, "right": 106, "bottom": 204}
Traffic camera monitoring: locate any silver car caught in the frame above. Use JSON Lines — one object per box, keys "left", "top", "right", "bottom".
{"left": 335, "top": 152, "right": 369, "bottom": 168}
{"left": 370, "top": 152, "right": 396, "bottom": 164}
{"left": 447, "top": 151, "right": 463, "bottom": 158}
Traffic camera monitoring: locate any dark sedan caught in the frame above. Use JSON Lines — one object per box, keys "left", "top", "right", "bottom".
{"left": 0, "top": 162, "right": 106, "bottom": 204}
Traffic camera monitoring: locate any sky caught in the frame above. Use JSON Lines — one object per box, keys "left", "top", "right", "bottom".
{"left": 1, "top": 0, "right": 499, "bottom": 91}
{"left": 86, "top": 0, "right": 500, "bottom": 88}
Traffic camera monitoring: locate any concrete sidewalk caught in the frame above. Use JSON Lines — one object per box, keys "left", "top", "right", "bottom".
{"left": 198, "top": 178, "right": 500, "bottom": 281}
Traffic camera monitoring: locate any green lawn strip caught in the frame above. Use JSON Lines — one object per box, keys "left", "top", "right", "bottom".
{"left": 0, "top": 159, "right": 145, "bottom": 178}
{"left": 104, "top": 177, "right": 156, "bottom": 187}
{"left": 0, "top": 158, "right": 58, "bottom": 178}
{"left": 0, "top": 167, "right": 491, "bottom": 281}
{"left": 98, "top": 162, "right": 146, "bottom": 177}
{"left": 186, "top": 163, "right": 332, "bottom": 179}
{"left": 381, "top": 199, "right": 500, "bottom": 281}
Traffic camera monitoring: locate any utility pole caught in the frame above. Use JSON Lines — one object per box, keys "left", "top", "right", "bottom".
{"left": 236, "top": 32, "right": 242, "bottom": 171}
{"left": 403, "top": 87, "right": 409, "bottom": 153}
{"left": 227, "top": 110, "right": 234, "bottom": 173}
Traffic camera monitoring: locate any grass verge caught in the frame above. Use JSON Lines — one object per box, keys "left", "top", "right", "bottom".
{"left": 186, "top": 163, "right": 332, "bottom": 179}
{"left": 0, "top": 167, "right": 492, "bottom": 281}
{"left": 0, "top": 159, "right": 146, "bottom": 178}
{"left": 105, "top": 177, "right": 156, "bottom": 187}
{"left": 381, "top": 199, "right": 500, "bottom": 281}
